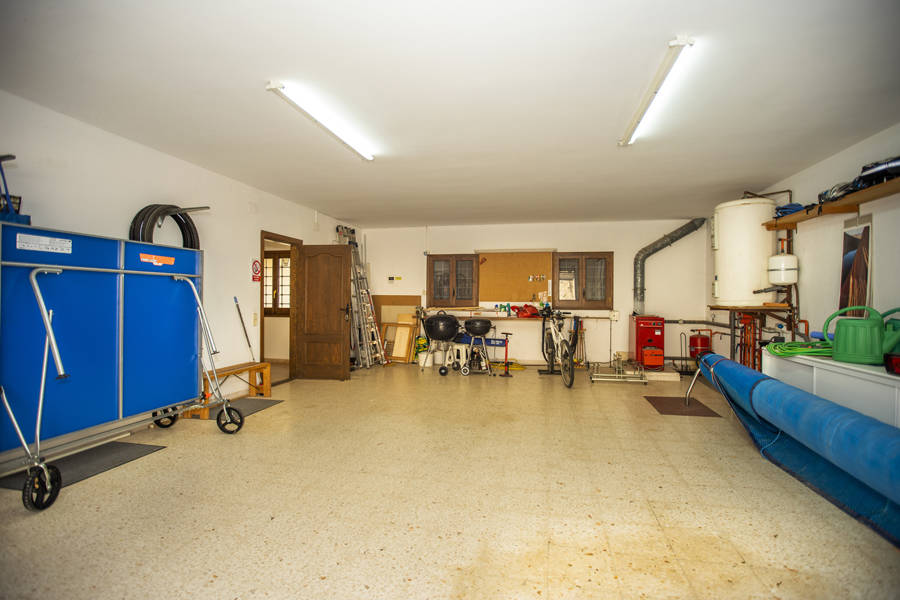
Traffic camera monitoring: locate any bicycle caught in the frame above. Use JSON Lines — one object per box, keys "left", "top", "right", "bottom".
{"left": 540, "top": 306, "right": 576, "bottom": 387}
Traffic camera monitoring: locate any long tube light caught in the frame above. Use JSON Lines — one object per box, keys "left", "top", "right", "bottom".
{"left": 618, "top": 36, "right": 694, "bottom": 146}
{"left": 266, "top": 81, "right": 376, "bottom": 161}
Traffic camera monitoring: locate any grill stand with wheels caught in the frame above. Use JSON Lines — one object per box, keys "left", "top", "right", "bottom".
{"left": 461, "top": 336, "right": 493, "bottom": 376}
{"left": 461, "top": 318, "right": 493, "bottom": 376}
{"left": 420, "top": 310, "right": 460, "bottom": 376}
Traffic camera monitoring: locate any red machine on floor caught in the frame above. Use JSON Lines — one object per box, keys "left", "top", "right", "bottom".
{"left": 631, "top": 315, "right": 665, "bottom": 368}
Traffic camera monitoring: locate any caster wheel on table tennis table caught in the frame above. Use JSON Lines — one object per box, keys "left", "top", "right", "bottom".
{"left": 153, "top": 407, "right": 179, "bottom": 428}
{"left": 216, "top": 407, "right": 244, "bottom": 434}
{"left": 22, "top": 464, "right": 61, "bottom": 511}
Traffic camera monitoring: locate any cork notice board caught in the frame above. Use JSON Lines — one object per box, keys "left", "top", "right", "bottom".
{"left": 478, "top": 252, "right": 552, "bottom": 302}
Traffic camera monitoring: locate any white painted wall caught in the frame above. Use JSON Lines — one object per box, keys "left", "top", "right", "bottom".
{"left": 363, "top": 227, "right": 427, "bottom": 296}
{"left": 263, "top": 317, "right": 290, "bottom": 360}
{"left": 764, "top": 121, "right": 900, "bottom": 333}
{"left": 0, "top": 90, "right": 342, "bottom": 395}
{"left": 362, "top": 220, "right": 714, "bottom": 363}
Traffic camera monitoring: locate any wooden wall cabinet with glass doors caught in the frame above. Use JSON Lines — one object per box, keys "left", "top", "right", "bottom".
{"left": 552, "top": 252, "right": 613, "bottom": 310}
{"left": 426, "top": 254, "right": 479, "bottom": 307}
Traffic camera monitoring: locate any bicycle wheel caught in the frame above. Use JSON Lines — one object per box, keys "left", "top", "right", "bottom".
{"left": 540, "top": 318, "right": 549, "bottom": 362}
{"left": 559, "top": 340, "right": 575, "bottom": 388}
{"left": 544, "top": 330, "right": 556, "bottom": 373}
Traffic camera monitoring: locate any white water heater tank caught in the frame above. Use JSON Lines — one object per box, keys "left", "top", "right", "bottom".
{"left": 712, "top": 198, "right": 776, "bottom": 306}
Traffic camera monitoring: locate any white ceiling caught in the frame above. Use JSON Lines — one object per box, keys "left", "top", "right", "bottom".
{"left": 2, "top": 1, "right": 899, "bottom": 227}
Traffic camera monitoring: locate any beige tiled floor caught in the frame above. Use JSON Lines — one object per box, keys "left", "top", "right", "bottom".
{"left": 1, "top": 365, "right": 898, "bottom": 599}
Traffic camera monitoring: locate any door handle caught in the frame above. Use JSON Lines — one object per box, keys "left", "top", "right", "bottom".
{"left": 341, "top": 303, "right": 350, "bottom": 321}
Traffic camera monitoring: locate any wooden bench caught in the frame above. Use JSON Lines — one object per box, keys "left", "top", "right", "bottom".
{"left": 184, "top": 361, "right": 271, "bottom": 419}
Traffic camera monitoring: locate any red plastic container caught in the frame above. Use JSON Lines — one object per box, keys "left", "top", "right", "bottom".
{"left": 643, "top": 347, "right": 664, "bottom": 368}
{"left": 885, "top": 354, "right": 900, "bottom": 376}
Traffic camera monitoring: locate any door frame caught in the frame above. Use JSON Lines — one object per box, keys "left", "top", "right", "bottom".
{"left": 259, "top": 230, "right": 303, "bottom": 379}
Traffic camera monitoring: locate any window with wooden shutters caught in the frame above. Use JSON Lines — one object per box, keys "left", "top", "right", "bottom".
{"left": 553, "top": 252, "right": 613, "bottom": 309}
{"left": 426, "top": 254, "right": 479, "bottom": 307}
{"left": 263, "top": 250, "right": 291, "bottom": 315}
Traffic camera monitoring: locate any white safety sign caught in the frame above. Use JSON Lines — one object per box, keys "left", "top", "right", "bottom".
{"left": 16, "top": 233, "right": 73, "bottom": 254}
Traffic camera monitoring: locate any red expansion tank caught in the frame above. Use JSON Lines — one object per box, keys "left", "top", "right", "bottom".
{"left": 689, "top": 330, "right": 712, "bottom": 358}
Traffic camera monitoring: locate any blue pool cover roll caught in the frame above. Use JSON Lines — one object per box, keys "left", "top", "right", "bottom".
{"left": 699, "top": 354, "right": 773, "bottom": 425}
{"left": 753, "top": 379, "right": 900, "bottom": 505}
{"left": 698, "top": 353, "right": 900, "bottom": 546}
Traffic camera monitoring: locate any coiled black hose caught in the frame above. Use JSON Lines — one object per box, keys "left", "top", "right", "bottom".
{"left": 129, "top": 204, "right": 200, "bottom": 249}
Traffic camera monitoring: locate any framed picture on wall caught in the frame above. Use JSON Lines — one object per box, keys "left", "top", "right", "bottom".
{"left": 839, "top": 216, "right": 872, "bottom": 316}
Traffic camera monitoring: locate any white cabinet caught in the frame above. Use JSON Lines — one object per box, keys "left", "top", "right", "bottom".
{"left": 762, "top": 353, "right": 900, "bottom": 427}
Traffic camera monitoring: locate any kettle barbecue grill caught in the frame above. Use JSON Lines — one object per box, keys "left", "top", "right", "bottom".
{"left": 461, "top": 319, "right": 493, "bottom": 376}
{"left": 421, "top": 311, "right": 460, "bottom": 376}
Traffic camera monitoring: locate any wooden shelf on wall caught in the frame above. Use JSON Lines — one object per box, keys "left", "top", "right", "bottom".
{"left": 762, "top": 178, "right": 900, "bottom": 231}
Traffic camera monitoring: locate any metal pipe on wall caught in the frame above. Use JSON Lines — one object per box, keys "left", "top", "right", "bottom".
{"left": 665, "top": 319, "right": 730, "bottom": 329}
{"left": 633, "top": 218, "right": 706, "bottom": 315}
{"left": 742, "top": 189, "right": 793, "bottom": 203}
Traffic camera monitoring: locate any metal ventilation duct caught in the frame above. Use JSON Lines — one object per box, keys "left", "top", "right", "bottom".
{"left": 633, "top": 218, "right": 706, "bottom": 315}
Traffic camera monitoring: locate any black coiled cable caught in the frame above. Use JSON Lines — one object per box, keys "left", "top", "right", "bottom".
{"left": 129, "top": 204, "right": 200, "bottom": 249}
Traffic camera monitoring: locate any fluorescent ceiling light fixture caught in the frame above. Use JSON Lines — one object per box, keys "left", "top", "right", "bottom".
{"left": 267, "top": 80, "right": 376, "bottom": 160}
{"left": 618, "top": 36, "right": 694, "bottom": 146}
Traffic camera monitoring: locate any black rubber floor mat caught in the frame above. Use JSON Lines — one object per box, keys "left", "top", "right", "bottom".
{"left": 644, "top": 396, "right": 721, "bottom": 417}
{"left": 0, "top": 441, "right": 164, "bottom": 490}
{"left": 193, "top": 397, "right": 283, "bottom": 419}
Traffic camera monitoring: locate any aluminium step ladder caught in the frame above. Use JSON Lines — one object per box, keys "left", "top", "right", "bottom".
{"left": 336, "top": 226, "right": 387, "bottom": 367}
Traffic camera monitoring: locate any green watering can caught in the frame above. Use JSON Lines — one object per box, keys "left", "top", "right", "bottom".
{"left": 822, "top": 306, "right": 900, "bottom": 365}
{"left": 884, "top": 307, "right": 900, "bottom": 354}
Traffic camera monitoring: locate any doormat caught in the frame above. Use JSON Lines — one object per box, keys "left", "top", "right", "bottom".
{"left": 644, "top": 396, "right": 721, "bottom": 417}
{"left": 0, "top": 441, "right": 164, "bottom": 490}
{"left": 194, "top": 397, "right": 283, "bottom": 419}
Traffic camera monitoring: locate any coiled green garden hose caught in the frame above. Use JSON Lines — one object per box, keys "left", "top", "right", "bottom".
{"left": 766, "top": 340, "right": 833, "bottom": 357}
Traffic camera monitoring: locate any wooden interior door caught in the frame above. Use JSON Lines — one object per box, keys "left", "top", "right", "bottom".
{"left": 296, "top": 244, "right": 350, "bottom": 380}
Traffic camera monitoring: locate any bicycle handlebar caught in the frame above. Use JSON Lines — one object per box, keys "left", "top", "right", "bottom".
{"left": 539, "top": 306, "right": 572, "bottom": 319}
